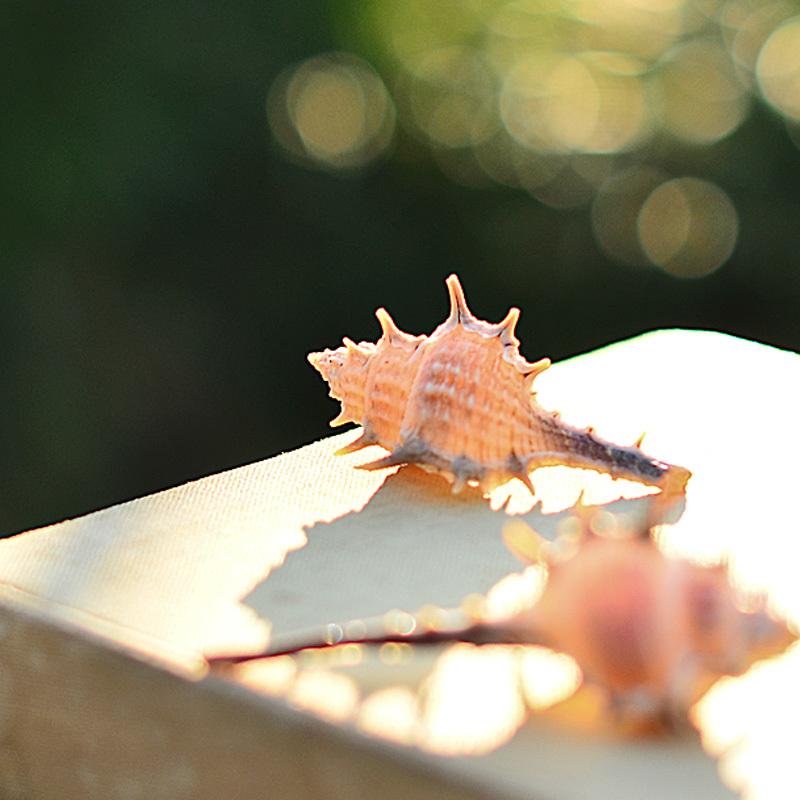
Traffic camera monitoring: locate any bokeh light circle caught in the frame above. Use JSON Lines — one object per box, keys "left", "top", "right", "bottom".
{"left": 500, "top": 51, "right": 649, "bottom": 155}
{"left": 658, "top": 40, "right": 749, "bottom": 144}
{"left": 267, "top": 53, "right": 395, "bottom": 170}
{"left": 500, "top": 53, "right": 600, "bottom": 155}
{"left": 403, "top": 46, "right": 498, "bottom": 149}
{"left": 756, "top": 16, "right": 800, "bottom": 121}
{"left": 263, "top": 3, "right": 794, "bottom": 272}
{"left": 637, "top": 177, "right": 739, "bottom": 278}
{"left": 724, "top": 1, "right": 796, "bottom": 77}
{"left": 591, "top": 166, "right": 671, "bottom": 267}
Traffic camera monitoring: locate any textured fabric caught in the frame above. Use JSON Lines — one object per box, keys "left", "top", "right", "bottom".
{"left": 0, "top": 430, "right": 392, "bottom": 658}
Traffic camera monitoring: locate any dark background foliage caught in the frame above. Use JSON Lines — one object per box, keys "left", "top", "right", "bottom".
{"left": 2, "top": 1, "right": 799, "bottom": 535}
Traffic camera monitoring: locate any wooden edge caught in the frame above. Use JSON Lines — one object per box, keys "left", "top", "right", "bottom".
{"left": 0, "top": 582, "right": 204, "bottom": 674}
{"left": 0, "top": 591, "right": 526, "bottom": 800}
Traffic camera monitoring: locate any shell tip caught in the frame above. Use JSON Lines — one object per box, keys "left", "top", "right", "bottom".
{"left": 375, "top": 307, "right": 414, "bottom": 344}
{"left": 357, "top": 451, "right": 406, "bottom": 471}
{"left": 342, "top": 337, "right": 359, "bottom": 354}
{"left": 524, "top": 357, "right": 551, "bottom": 387}
{"left": 375, "top": 307, "right": 393, "bottom": 336}
{"left": 659, "top": 465, "right": 692, "bottom": 497}
{"left": 445, "top": 274, "right": 473, "bottom": 324}
{"left": 329, "top": 409, "right": 352, "bottom": 427}
{"left": 516, "top": 469, "right": 536, "bottom": 495}
{"left": 497, "top": 307, "right": 520, "bottom": 340}
{"left": 336, "top": 429, "right": 375, "bottom": 454}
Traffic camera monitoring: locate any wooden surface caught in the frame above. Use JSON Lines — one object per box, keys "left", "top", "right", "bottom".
{"left": 0, "top": 592, "right": 512, "bottom": 800}
{"left": 1, "top": 329, "right": 798, "bottom": 799}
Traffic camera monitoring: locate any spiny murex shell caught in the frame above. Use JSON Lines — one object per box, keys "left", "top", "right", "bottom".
{"left": 309, "top": 275, "right": 691, "bottom": 496}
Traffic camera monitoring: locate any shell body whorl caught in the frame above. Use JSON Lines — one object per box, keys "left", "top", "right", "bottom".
{"left": 309, "top": 276, "right": 690, "bottom": 495}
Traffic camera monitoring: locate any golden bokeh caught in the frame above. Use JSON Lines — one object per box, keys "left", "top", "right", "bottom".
{"left": 402, "top": 46, "right": 498, "bottom": 149}
{"left": 500, "top": 51, "right": 649, "bottom": 155}
{"left": 722, "top": 0, "right": 794, "bottom": 77}
{"left": 637, "top": 177, "right": 739, "bottom": 277}
{"left": 264, "top": 0, "right": 800, "bottom": 272}
{"left": 756, "top": 16, "right": 800, "bottom": 120}
{"left": 267, "top": 52, "right": 395, "bottom": 170}
{"left": 658, "top": 40, "right": 750, "bottom": 144}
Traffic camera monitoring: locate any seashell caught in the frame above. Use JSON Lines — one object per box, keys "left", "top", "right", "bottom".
{"left": 502, "top": 509, "right": 796, "bottom": 724}
{"left": 309, "top": 275, "right": 690, "bottom": 496}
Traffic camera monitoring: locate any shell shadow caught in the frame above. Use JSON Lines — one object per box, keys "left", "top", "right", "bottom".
{"left": 243, "top": 465, "right": 675, "bottom": 654}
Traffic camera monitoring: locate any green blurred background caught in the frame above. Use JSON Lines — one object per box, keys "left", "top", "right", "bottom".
{"left": 3, "top": 0, "right": 800, "bottom": 535}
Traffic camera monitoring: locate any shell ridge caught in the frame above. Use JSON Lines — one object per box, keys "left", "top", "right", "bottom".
{"left": 361, "top": 335, "right": 418, "bottom": 449}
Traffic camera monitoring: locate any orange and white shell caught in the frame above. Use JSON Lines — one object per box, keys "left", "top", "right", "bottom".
{"left": 504, "top": 511, "right": 795, "bottom": 720}
{"left": 309, "top": 275, "right": 690, "bottom": 495}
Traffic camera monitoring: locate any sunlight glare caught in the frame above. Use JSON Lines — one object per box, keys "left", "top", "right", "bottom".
{"left": 485, "top": 565, "right": 547, "bottom": 619}
{"left": 519, "top": 646, "right": 583, "bottom": 709}
{"left": 231, "top": 655, "right": 297, "bottom": 696}
{"left": 358, "top": 686, "right": 419, "bottom": 744}
{"left": 418, "top": 644, "right": 527, "bottom": 754}
{"left": 692, "top": 645, "right": 800, "bottom": 799}
{"left": 288, "top": 669, "right": 360, "bottom": 723}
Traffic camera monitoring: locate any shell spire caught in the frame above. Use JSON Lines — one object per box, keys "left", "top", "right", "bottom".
{"left": 308, "top": 276, "right": 691, "bottom": 497}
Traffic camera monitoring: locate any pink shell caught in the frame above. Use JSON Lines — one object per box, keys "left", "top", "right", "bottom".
{"left": 506, "top": 510, "right": 796, "bottom": 720}
{"left": 309, "top": 275, "right": 690, "bottom": 496}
